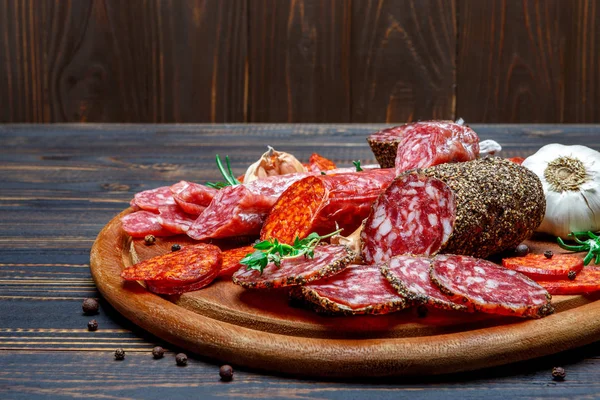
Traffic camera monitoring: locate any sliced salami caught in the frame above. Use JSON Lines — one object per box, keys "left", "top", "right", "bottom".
{"left": 361, "top": 172, "right": 456, "bottom": 264}
{"left": 380, "top": 255, "right": 468, "bottom": 312}
{"left": 296, "top": 264, "right": 408, "bottom": 315}
{"left": 261, "top": 169, "right": 396, "bottom": 244}
{"left": 131, "top": 186, "right": 176, "bottom": 212}
{"left": 121, "top": 211, "right": 175, "bottom": 238}
{"left": 232, "top": 244, "right": 354, "bottom": 289}
{"left": 157, "top": 205, "right": 196, "bottom": 234}
{"left": 395, "top": 121, "right": 479, "bottom": 174}
{"left": 170, "top": 181, "right": 216, "bottom": 216}
{"left": 430, "top": 254, "right": 554, "bottom": 318}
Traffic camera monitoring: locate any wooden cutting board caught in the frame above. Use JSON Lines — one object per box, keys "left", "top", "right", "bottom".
{"left": 90, "top": 209, "right": 600, "bottom": 378}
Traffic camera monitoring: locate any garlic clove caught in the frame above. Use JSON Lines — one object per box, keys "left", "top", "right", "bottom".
{"left": 243, "top": 146, "right": 306, "bottom": 183}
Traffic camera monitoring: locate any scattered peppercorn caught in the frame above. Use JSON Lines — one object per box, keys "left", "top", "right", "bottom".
{"left": 171, "top": 244, "right": 181, "bottom": 252}
{"left": 114, "top": 348, "right": 125, "bottom": 360}
{"left": 552, "top": 366, "right": 566, "bottom": 381}
{"left": 82, "top": 298, "right": 99, "bottom": 315}
{"left": 87, "top": 319, "right": 98, "bottom": 331}
{"left": 175, "top": 353, "right": 187, "bottom": 366}
{"left": 152, "top": 346, "right": 165, "bottom": 359}
{"left": 515, "top": 243, "right": 530, "bottom": 257}
{"left": 219, "top": 365, "right": 234, "bottom": 381}
{"left": 568, "top": 270, "right": 577, "bottom": 280}
{"left": 417, "top": 305, "right": 428, "bottom": 318}
{"left": 144, "top": 234, "right": 156, "bottom": 245}
{"left": 544, "top": 250, "right": 554, "bottom": 259}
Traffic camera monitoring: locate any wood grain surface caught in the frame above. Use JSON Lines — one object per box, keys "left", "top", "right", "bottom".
{"left": 3, "top": 124, "right": 600, "bottom": 397}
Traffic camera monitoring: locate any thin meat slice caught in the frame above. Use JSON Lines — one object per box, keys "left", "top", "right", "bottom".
{"left": 502, "top": 253, "right": 584, "bottom": 280}
{"left": 219, "top": 245, "right": 256, "bottom": 278}
{"left": 232, "top": 244, "right": 354, "bottom": 289}
{"left": 171, "top": 181, "right": 216, "bottom": 216}
{"left": 361, "top": 172, "right": 456, "bottom": 264}
{"left": 132, "top": 186, "right": 176, "bottom": 212}
{"left": 307, "top": 153, "right": 337, "bottom": 172}
{"left": 157, "top": 205, "right": 196, "bottom": 234}
{"left": 536, "top": 266, "right": 600, "bottom": 295}
{"left": 380, "top": 255, "right": 468, "bottom": 312}
{"left": 297, "top": 264, "right": 408, "bottom": 315}
{"left": 395, "top": 121, "right": 479, "bottom": 174}
{"left": 121, "top": 211, "right": 175, "bottom": 238}
{"left": 430, "top": 254, "right": 554, "bottom": 318}
{"left": 261, "top": 169, "right": 396, "bottom": 244}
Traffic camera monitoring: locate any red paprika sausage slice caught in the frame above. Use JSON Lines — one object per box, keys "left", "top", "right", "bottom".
{"left": 121, "top": 243, "right": 222, "bottom": 295}
{"left": 537, "top": 266, "right": 600, "bottom": 295}
{"left": 232, "top": 244, "right": 354, "bottom": 289}
{"left": 307, "top": 153, "right": 337, "bottom": 172}
{"left": 430, "top": 254, "right": 554, "bottom": 318}
{"left": 219, "top": 245, "right": 256, "bottom": 278}
{"left": 502, "top": 253, "right": 584, "bottom": 280}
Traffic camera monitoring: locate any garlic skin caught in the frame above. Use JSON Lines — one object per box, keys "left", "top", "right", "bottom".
{"left": 243, "top": 146, "right": 306, "bottom": 183}
{"left": 522, "top": 144, "right": 600, "bottom": 238}
{"left": 478, "top": 139, "right": 502, "bottom": 157}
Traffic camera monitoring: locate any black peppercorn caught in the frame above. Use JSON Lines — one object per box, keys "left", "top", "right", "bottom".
{"left": 544, "top": 250, "right": 554, "bottom": 259}
{"left": 417, "top": 305, "right": 428, "bottom": 318}
{"left": 114, "top": 348, "right": 125, "bottom": 360}
{"left": 152, "top": 346, "right": 165, "bottom": 359}
{"left": 144, "top": 234, "right": 156, "bottom": 245}
{"left": 175, "top": 353, "right": 187, "bottom": 366}
{"left": 219, "top": 364, "right": 234, "bottom": 381}
{"left": 515, "top": 243, "right": 530, "bottom": 257}
{"left": 568, "top": 270, "right": 577, "bottom": 280}
{"left": 552, "top": 366, "right": 566, "bottom": 381}
{"left": 171, "top": 244, "right": 181, "bottom": 252}
{"left": 82, "top": 298, "right": 99, "bottom": 315}
{"left": 87, "top": 319, "right": 98, "bottom": 331}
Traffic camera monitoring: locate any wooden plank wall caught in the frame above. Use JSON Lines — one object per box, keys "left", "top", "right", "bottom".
{"left": 1, "top": 0, "right": 599, "bottom": 124}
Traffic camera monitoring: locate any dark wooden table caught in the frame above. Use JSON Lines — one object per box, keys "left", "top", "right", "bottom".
{"left": 2, "top": 124, "right": 600, "bottom": 399}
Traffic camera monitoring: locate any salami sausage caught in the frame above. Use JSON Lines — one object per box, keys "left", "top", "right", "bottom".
{"left": 366, "top": 125, "right": 411, "bottom": 168}
{"left": 232, "top": 244, "right": 354, "bottom": 289}
{"left": 430, "top": 254, "right": 554, "bottom": 318}
{"left": 502, "top": 253, "right": 584, "bottom": 280}
{"left": 536, "top": 266, "right": 600, "bottom": 295}
{"left": 261, "top": 169, "right": 396, "bottom": 244}
{"left": 362, "top": 157, "right": 546, "bottom": 263}
{"left": 131, "top": 186, "right": 176, "bottom": 212}
{"left": 121, "top": 211, "right": 175, "bottom": 238}
{"left": 295, "top": 264, "right": 408, "bottom": 315}
{"left": 395, "top": 121, "right": 479, "bottom": 174}
{"left": 157, "top": 205, "right": 196, "bottom": 234}
{"left": 380, "top": 255, "right": 468, "bottom": 312}
{"left": 170, "top": 181, "right": 216, "bottom": 216}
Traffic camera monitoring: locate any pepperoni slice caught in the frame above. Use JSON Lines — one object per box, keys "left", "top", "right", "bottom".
{"left": 132, "top": 186, "right": 176, "bottom": 212}
{"left": 536, "top": 266, "right": 600, "bottom": 295}
{"left": 430, "top": 254, "right": 554, "bottom": 318}
{"left": 297, "top": 264, "right": 408, "bottom": 315}
{"left": 232, "top": 244, "right": 354, "bottom": 289}
{"left": 121, "top": 243, "right": 222, "bottom": 295}
{"left": 219, "top": 245, "right": 256, "bottom": 278}
{"left": 307, "top": 153, "right": 337, "bottom": 172}
{"left": 121, "top": 211, "right": 175, "bottom": 238}
{"left": 502, "top": 253, "right": 584, "bottom": 280}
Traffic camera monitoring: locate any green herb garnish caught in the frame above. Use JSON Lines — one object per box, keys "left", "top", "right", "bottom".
{"left": 352, "top": 160, "right": 363, "bottom": 172}
{"left": 206, "top": 155, "right": 242, "bottom": 189}
{"left": 240, "top": 229, "right": 342, "bottom": 274}
{"left": 557, "top": 231, "right": 600, "bottom": 265}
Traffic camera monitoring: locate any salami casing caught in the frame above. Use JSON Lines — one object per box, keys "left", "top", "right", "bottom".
{"left": 295, "top": 264, "right": 408, "bottom": 315}
{"left": 430, "top": 254, "right": 554, "bottom": 318}
{"left": 261, "top": 169, "right": 396, "bottom": 244}
{"left": 362, "top": 157, "right": 545, "bottom": 262}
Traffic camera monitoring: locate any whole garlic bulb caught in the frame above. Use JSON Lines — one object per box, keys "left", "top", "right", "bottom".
{"left": 522, "top": 144, "right": 600, "bottom": 238}
{"left": 243, "top": 146, "right": 306, "bottom": 183}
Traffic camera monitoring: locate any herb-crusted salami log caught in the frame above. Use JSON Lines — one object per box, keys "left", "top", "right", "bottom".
{"left": 366, "top": 126, "right": 409, "bottom": 168}
{"left": 362, "top": 157, "right": 546, "bottom": 262}
{"left": 430, "top": 254, "right": 554, "bottom": 318}
{"left": 232, "top": 244, "right": 354, "bottom": 289}
{"left": 295, "top": 264, "right": 408, "bottom": 315}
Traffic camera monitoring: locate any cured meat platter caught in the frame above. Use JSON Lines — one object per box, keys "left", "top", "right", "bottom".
{"left": 90, "top": 208, "right": 600, "bottom": 378}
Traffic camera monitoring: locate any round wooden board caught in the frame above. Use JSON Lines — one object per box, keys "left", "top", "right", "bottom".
{"left": 90, "top": 210, "right": 600, "bottom": 378}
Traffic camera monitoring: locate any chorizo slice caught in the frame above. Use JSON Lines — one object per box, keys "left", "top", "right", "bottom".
{"left": 502, "top": 253, "right": 584, "bottom": 280}
{"left": 219, "top": 245, "right": 257, "bottom": 278}
{"left": 307, "top": 153, "right": 337, "bottom": 172}
{"left": 536, "top": 266, "right": 600, "bottom": 295}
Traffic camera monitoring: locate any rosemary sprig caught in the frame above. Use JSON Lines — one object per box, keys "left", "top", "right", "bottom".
{"left": 206, "top": 155, "right": 242, "bottom": 189}
{"left": 556, "top": 231, "right": 600, "bottom": 265}
{"left": 240, "top": 229, "right": 342, "bottom": 274}
{"left": 352, "top": 160, "right": 363, "bottom": 172}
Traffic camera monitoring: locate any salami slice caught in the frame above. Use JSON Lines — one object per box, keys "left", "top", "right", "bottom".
{"left": 171, "top": 181, "right": 216, "bottom": 216}
{"left": 362, "top": 157, "right": 546, "bottom": 262}
{"left": 536, "top": 266, "right": 600, "bottom": 295}
{"left": 430, "top": 254, "right": 554, "bottom": 318}
{"left": 261, "top": 169, "right": 396, "bottom": 244}
{"left": 502, "top": 253, "right": 584, "bottom": 280}
{"left": 395, "top": 121, "right": 479, "bottom": 174}
{"left": 157, "top": 205, "right": 196, "bottom": 234}
{"left": 380, "top": 255, "right": 468, "bottom": 312}
{"left": 297, "top": 264, "right": 408, "bottom": 315}
{"left": 121, "top": 243, "right": 222, "bottom": 295}
{"left": 361, "top": 172, "right": 456, "bottom": 264}
{"left": 307, "top": 153, "right": 337, "bottom": 172}
{"left": 131, "top": 186, "right": 176, "bottom": 212}
{"left": 219, "top": 245, "right": 256, "bottom": 278}
{"left": 121, "top": 211, "right": 175, "bottom": 238}
{"left": 232, "top": 244, "right": 354, "bottom": 289}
